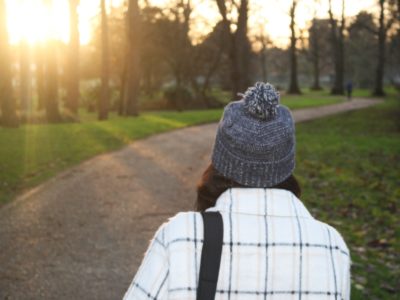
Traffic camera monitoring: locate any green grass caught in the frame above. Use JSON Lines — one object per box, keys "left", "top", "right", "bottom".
{"left": 282, "top": 90, "right": 344, "bottom": 109}
{"left": 295, "top": 93, "right": 400, "bottom": 299}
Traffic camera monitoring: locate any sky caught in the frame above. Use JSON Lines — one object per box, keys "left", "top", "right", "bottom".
{"left": 5, "top": 0, "right": 378, "bottom": 47}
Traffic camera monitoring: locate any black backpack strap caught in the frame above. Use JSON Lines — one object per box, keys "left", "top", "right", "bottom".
{"left": 197, "top": 211, "right": 223, "bottom": 300}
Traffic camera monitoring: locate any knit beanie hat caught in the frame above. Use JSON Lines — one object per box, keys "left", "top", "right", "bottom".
{"left": 211, "top": 82, "right": 295, "bottom": 187}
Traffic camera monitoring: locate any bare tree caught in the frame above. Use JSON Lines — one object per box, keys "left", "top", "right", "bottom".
{"left": 190, "top": 21, "right": 226, "bottom": 107}
{"left": 328, "top": 0, "right": 345, "bottom": 95}
{"left": 0, "top": 0, "right": 18, "bottom": 127}
{"left": 41, "top": 1, "right": 61, "bottom": 122}
{"left": 374, "top": 0, "right": 397, "bottom": 95}
{"left": 255, "top": 30, "right": 271, "bottom": 83}
{"left": 35, "top": 43, "right": 46, "bottom": 110}
{"left": 288, "top": 0, "right": 301, "bottom": 94}
{"left": 352, "top": 0, "right": 398, "bottom": 95}
{"left": 66, "top": 0, "right": 80, "bottom": 115}
{"left": 309, "top": 18, "right": 321, "bottom": 90}
{"left": 123, "top": 0, "right": 141, "bottom": 116}
{"left": 19, "top": 40, "right": 32, "bottom": 114}
{"left": 215, "top": 0, "right": 251, "bottom": 99}
{"left": 98, "top": 0, "right": 110, "bottom": 120}
{"left": 44, "top": 40, "right": 62, "bottom": 122}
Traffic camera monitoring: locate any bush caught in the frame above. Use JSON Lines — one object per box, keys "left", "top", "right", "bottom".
{"left": 81, "top": 83, "right": 121, "bottom": 113}
{"left": 163, "top": 85, "right": 193, "bottom": 110}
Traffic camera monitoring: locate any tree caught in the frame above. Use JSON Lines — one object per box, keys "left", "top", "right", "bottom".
{"left": 43, "top": 0, "right": 62, "bottom": 122}
{"left": 373, "top": 0, "right": 397, "bottom": 95}
{"left": 328, "top": 0, "right": 345, "bottom": 94}
{"left": 190, "top": 21, "right": 226, "bottom": 107}
{"left": 19, "top": 40, "right": 32, "bottom": 114}
{"left": 98, "top": 0, "right": 110, "bottom": 120}
{"left": 122, "top": 0, "right": 141, "bottom": 116}
{"left": 141, "top": 0, "right": 193, "bottom": 110}
{"left": 66, "top": 0, "right": 80, "bottom": 115}
{"left": 0, "top": 0, "right": 18, "bottom": 127}
{"left": 139, "top": 6, "right": 169, "bottom": 98}
{"left": 44, "top": 40, "right": 62, "bottom": 122}
{"left": 347, "top": 12, "right": 378, "bottom": 88}
{"left": 288, "top": 0, "right": 301, "bottom": 94}
{"left": 309, "top": 19, "right": 322, "bottom": 90}
{"left": 215, "top": 0, "right": 251, "bottom": 99}
{"left": 308, "top": 18, "right": 331, "bottom": 90}
{"left": 254, "top": 29, "right": 271, "bottom": 83}
{"left": 35, "top": 43, "right": 46, "bottom": 110}
{"left": 351, "top": 0, "right": 398, "bottom": 95}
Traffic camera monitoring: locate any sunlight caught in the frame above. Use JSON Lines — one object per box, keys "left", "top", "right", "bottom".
{"left": 5, "top": 0, "right": 378, "bottom": 46}
{"left": 5, "top": 0, "right": 124, "bottom": 45}
{"left": 7, "top": 0, "right": 68, "bottom": 44}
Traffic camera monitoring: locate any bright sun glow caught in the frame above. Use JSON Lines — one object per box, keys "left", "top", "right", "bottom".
{"left": 6, "top": 0, "right": 124, "bottom": 45}
{"left": 5, "top": 0, "right": 377, "bottom": 47}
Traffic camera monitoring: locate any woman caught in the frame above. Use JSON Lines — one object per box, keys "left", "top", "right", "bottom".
{"left": 123, "top": 82, "right": 351, "bottom": 299}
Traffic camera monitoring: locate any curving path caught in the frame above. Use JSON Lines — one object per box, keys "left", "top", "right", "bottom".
{"left": 0, "top": 99, "right": 380, "bottom": 300}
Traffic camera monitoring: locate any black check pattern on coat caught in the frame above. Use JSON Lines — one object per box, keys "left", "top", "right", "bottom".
{"left": 124, "top": 188, "right": 351, "bottom": 300}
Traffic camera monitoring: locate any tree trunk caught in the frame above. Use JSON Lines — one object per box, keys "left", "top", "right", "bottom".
{"left": 374, "top": 0, "right": 386, "bottom": 96}
{"left": 66, "top": 0, "right": 80, "bottom": 114}
{"left": 19, "top": 40, "right": 32, "bottom": 114}
{"left": 312, "top": 54, "right": 321, "bottom": 90}
{"left": 98, "top": 0, "right": 109, "bottom": 120}
{"left": 236, "top": 0, "right": 250, "bottom": 91}
{"left": 328, "top": 0, "right": 344, "bottom": 95}
{"left": 35, "top": 43, "right": 46, "bottom": 110}
{"left": 215, "top": 0, "right": 235, "bottom": 98}
{"left": 260, "top": 42, "right": 268, "bottom": 82}
{"left": 0, "top": 0, "right": 18, "bottom": 127}
{"left": 310, "top": 19, "right": 321, "bottom": 90}
{"left": 118, "top": 66, "right": 126, "bottom": 115}
{"left": 288, "top": 0, "right": 301, "bottom": 94}
{"left": 44, "top": 40, "right": 62, "bottom": 123}
{"left": 215, "top": 0, "right": 250, "bottom": 99}
{"left": 124, "top": 0, "right": 140, "bottom": 116}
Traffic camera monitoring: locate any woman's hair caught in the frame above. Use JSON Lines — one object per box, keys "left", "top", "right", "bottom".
{"left": 196, "top": 164, "right": 301, "bottom": 211}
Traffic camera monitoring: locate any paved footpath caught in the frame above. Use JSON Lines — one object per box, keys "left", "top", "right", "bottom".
{"left": 0, "top": 99, "right": 380, "bottom": 300}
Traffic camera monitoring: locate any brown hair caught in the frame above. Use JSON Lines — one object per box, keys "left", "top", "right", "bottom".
{"left": 196, "top": 164, "right": 301, "bottom": 211}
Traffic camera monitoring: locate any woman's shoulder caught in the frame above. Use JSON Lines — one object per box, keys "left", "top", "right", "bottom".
{"left": 159, "top": 211, "right": 202, "bottom": 245}
{"left": 166, "top": 211, "right": 202, "bottom": 231}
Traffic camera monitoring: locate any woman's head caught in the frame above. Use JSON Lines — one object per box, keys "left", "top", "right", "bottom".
{"left": 211, "top": 82, "right": 295, "bottom": 187}
{"left": 196, "top": 82, "right": 298, "bottom": 211}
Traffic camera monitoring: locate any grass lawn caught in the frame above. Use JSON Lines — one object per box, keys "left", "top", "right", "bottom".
{"left": 0, "top": 91, "right": 347, "bottom": 204}
{"left": 282, "top": 90, "right": 344, "bottom": 109}
{"left": 295, "top": 94, "right": 400, "bottom": 299}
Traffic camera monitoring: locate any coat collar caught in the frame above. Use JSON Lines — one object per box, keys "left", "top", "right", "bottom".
{"left": 206, "top": 188, "right": 314, "bottom": 219}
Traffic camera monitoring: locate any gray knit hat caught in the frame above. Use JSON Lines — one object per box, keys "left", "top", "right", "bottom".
{"left": 211, "top": 82, "right": 295, "bottom": 187}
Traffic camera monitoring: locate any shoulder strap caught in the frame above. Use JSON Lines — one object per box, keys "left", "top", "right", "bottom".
{"left": 197, "top": 211, "right": 223, "bottom": 300}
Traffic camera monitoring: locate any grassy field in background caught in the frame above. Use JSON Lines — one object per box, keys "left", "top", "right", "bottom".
{"left": 0, "top": 90, "right": 348, "bottom": 204}
{"left": 295, "top": 94, "right": 400, "bottom": 299}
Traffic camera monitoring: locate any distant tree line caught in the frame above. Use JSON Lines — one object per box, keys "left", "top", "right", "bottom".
{"left": 0, "top": 0, "right": 399, "bottom": 128}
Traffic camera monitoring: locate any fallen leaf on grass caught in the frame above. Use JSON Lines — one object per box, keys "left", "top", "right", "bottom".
{"left": 367, "top": 238, "right": 391, "bottom": 248}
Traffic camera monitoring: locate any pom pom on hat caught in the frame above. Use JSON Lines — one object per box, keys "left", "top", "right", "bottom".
{"left": 239, "top": 82, "right": 280, "bottom": 120}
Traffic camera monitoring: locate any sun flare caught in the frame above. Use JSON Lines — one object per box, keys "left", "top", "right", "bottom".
{"left": 5, "top": 0, "right": 377, "bottom": 47}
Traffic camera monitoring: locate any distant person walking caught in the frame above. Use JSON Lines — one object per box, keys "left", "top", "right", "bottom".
{"left": 346, "top": 80, "right": 353, "bottom": 100}
{"left": 123, "top": 82, "right": 351, "bottom": 300}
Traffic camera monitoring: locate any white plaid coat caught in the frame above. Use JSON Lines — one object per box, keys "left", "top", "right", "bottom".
{"left": 124, "top": 188, "right": 351, "bottom": 299}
